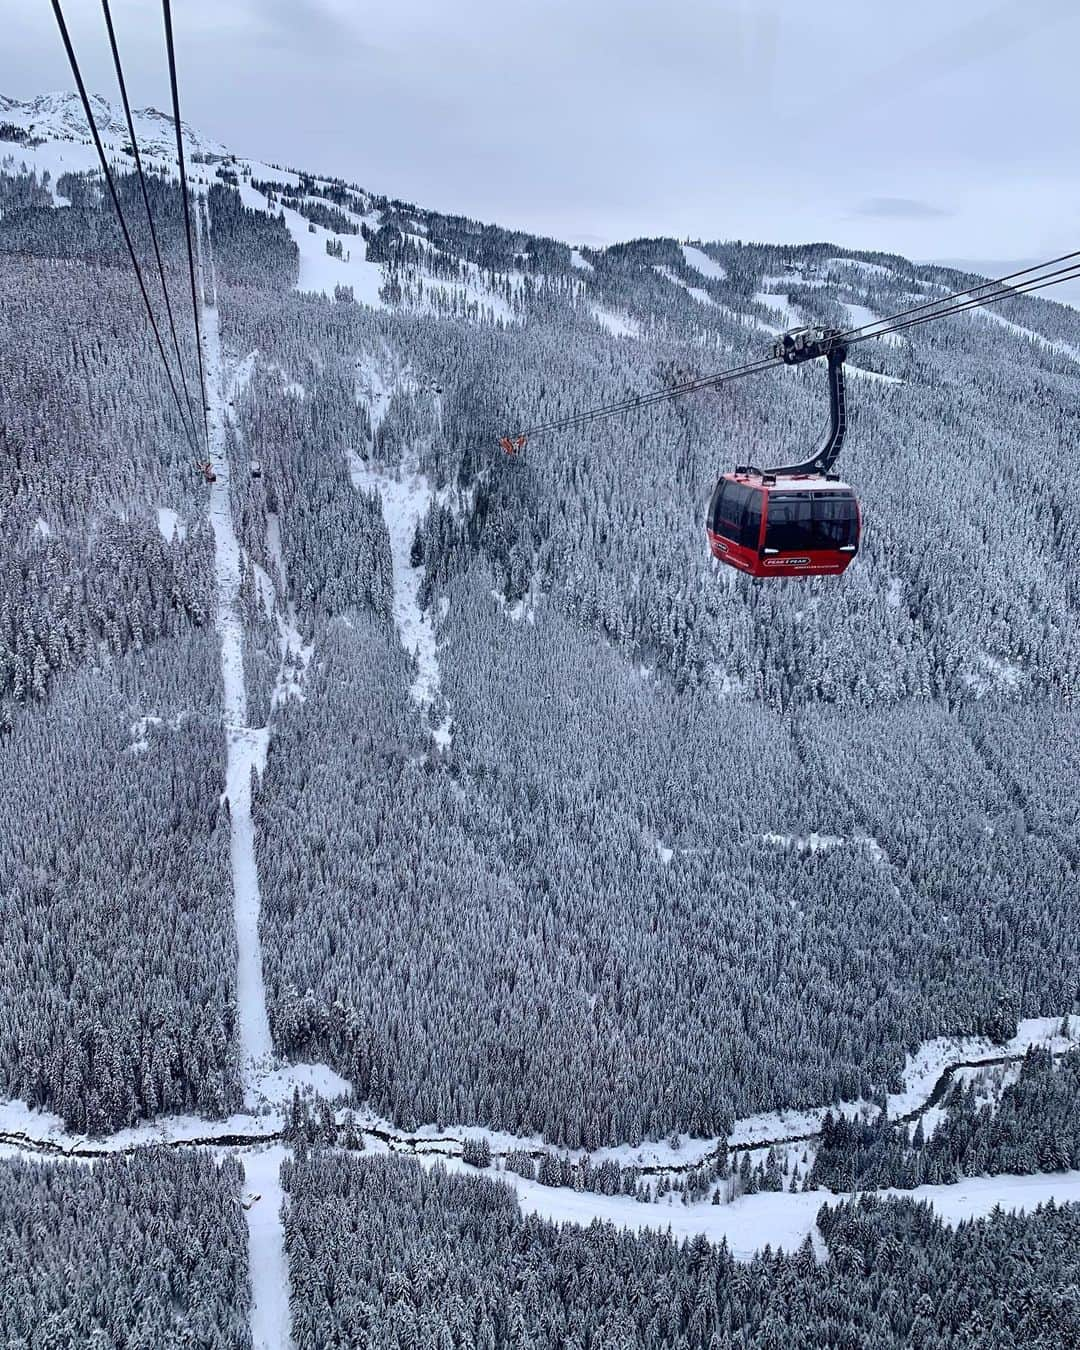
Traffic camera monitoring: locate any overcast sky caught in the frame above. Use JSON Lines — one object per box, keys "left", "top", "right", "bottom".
{"left": 5, "top": 0, "right": 1079, "bottom": 262}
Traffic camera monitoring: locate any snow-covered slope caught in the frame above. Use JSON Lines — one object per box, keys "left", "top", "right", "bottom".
{"left": 0, "top": 92, "right": 912, "bottom": 348}
{"left": 5, "top": 88, "right": 1080, "bottom": 1344}
{"left": 0, "top": 90, "right": 227, "bottom": 160}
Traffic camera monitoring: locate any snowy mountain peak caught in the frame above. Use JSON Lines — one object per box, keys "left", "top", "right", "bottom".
{"left": 0, "top": 90, "right": 228, "bottom": 161}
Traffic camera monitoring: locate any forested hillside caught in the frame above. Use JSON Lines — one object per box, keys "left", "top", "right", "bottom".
{"left": 0, "top": 1149, "right": 251, "bottom": 1347}
{"left": 283, "top": 1152, "right": 1080, "bottom": 1349}
{"left": 3, "top": 84, "right": 1080, "bottom": 1350}
{"left": 2, "top": 98, "right": 1078, "bottom": 1155}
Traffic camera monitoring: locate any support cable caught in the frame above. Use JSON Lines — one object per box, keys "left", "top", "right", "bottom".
{"left": 162, "top": 0, "right": 210, "bottom": 455}
{"left": 49, "top": 0, "right": 200, "bottom": 458}
{"left": 100, "top": 0, "right": 201, "bottom": 447}
{"left": 835, "top": 250, "right": 1080, "bottom": 346}
{"left": 503, "top": 254, "right": 1080, "bottom": 447}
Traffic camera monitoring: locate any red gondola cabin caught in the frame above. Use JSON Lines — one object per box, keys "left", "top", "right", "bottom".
{"left": 706, "top": 471, "right": 860, "bottom": 578}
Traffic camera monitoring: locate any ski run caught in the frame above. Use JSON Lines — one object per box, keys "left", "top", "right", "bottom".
{"left": 349, "top": 352, "right": 453, "bottom": 746}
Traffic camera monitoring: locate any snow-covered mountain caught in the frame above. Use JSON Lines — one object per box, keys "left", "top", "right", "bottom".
{"left": 0, "top": 89, "right": 227, "bottom": 160}
{"left": 3, "top": 85, "right": 1080, "bottom": 1348}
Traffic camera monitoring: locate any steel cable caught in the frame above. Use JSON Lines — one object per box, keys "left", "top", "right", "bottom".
{"left": 49, "top": 0, "right": 200, "bottom": 459}
{"left": 100, "top": 0, "right": 201, "bottom": 448}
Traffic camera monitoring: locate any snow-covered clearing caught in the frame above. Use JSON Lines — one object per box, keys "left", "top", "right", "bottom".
{"left": 683, "top": 284, "right": 714, "bottom": 307}
{"left": 709, "top": 663, "right": 749, "bottom": 700}
{"left": 962, "top": 652, "right": 1027, "bottom": 697}
{"left": 894, "top": 1170, "right": 1080, "bottom": 1226}
{"left": 570, "top": 248, "right": 593, "bottom": 272}
{"left": 3, "top": 135, "right": 112, "bottom": 196}
{"left": 506, "top": 1168, "right": 825, "bottom": 1260}
{"left": 977, "top": 307, "right": 1080, "bottom": 366}
{"left": 681, "top": 244, "right": 726, "bottom": 281}
{"left": 127, "top": 711, "right": 189, "bottom": 755}
{"left": 352, "top": 461, "right": 451, "bottom": 745}
{"left": 262, "top": 514, "right": 313, "bottom": 710}
{"left": 847, "top": 364, "right": 904, "bottom": 385}
{"left": 502, "top": 1163, "right": 1080, "bottom": 1257}
{"left": 826, "top": 256, "right": 894, "bottom": 279}
{"left": 653, "top": 265, "right": 715, "bottom": 306}
{"left": 752, "top": 290, "right": 801, "bottom": 333}
{"left": 843, "top": 302, "right": 907, "bottom": 347}
{"left": 228, "top": 350, "right": 259, "bottom": 405}
{"left": 491, "top": 573, "right": 540, "bottom": 625}
{"left": 349, "top": 353, "right": 452, "bottom": 747}
{"left": 354, "top": 350, "right": 398, "bottom": 434}
{"left": 760, "top": 831, "right": 889, "bottom": 865}
{"left": 591, "top": 304, "right": 642, "bottom": 338}
{"left": 919, "top": 1104, "right": 949, "bottom": 1140}
{"left": 155, "top": 505, "right": 186, "bottom": 543}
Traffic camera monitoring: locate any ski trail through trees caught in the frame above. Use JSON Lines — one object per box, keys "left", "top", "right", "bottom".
{"left": 350, "top": 353, "right": 452, "bottom": 746}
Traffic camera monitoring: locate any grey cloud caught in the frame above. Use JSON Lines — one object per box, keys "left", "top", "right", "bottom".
{"left": 854, "top": 197, "right": 952, "bottom": 220}
{"left": 4, "top": 0, "right": 1079, "bottom": 260}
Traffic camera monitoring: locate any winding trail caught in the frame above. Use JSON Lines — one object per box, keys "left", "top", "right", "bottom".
{"left": 2, "top": 1030, "right": 1073, "bottom": 1169}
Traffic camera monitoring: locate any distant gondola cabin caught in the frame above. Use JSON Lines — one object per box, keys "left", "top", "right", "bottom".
{"left": 706, "top": 472, "right": 860, "bottom": 578}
